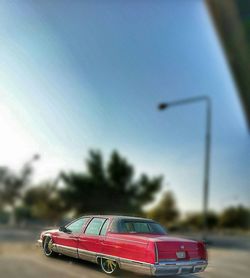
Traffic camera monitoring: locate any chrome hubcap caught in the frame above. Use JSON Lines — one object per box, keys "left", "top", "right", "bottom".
{"left": 44, "top": 238, "right": 53, "bottom": 255}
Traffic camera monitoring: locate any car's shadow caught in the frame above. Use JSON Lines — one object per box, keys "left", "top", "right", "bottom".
{"left": 49, "top": 254, "right": 199, "bottom": 278}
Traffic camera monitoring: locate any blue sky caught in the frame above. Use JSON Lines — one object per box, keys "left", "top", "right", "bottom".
{"left": 0, "top": 0, "right": 249, "bottom": 212}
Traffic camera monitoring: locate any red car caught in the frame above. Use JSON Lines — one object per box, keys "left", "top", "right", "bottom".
{"left": 38, "top": 215, "right": 208, "bottom": 276}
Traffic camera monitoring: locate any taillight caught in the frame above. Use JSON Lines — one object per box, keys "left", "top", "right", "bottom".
{"left": 154, "top": 243, "right": 159, "bottom": 263}
{"left": 198, "top": 241, "right": 208, "bottom": 260}
{"left": 146, "top": 242, "right": 158, "bottom": 264}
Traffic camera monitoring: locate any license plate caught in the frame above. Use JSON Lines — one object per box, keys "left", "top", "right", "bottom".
{"left": 176, "top": 251, "right": 186, "bottom": 259}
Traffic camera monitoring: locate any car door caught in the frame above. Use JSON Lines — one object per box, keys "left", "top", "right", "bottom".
{"left": 78, "top": 217, "right": 109, "bottom": 262}
{"left": 53, "top": 217, "right": 90, "bottom": 258}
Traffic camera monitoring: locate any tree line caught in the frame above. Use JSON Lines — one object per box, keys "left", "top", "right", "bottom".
{"left": 0, "top": 150, "right": 249, "bottom": 231}
{"left": 0, "top": 150, "right": 162, "bottom": 224}
{"left": 149, "top": 191, "right": 250, "bottom": 231}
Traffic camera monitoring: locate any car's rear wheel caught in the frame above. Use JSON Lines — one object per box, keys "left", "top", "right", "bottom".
{"left": 43, "top": 237, "right": 56, "bottom": 257}
{"left": 100, "top": 257, "right": 119, "bottom": 275}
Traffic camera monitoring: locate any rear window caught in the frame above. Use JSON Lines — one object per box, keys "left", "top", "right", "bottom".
{"left": 121, "top": 220, "right": 167, "bottom": 234}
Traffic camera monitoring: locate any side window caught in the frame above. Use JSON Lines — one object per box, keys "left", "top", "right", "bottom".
{"left": 67, "top": 218, "right": 89, "bottom": 233}
{"left": 133, "top": 222, "right": 151, "bottom": 233}
{"left": 85, "top": 218, "right": 106, "bottom": 235}
{"left": 100, "top": 219, "right": 110, "bottom": 236}
{"left": 124, "top": 222, "right": 135, "bottom": 232}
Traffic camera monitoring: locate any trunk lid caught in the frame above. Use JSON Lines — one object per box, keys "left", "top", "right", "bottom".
{"left": 154, "top": 236, "right": 206, "bottom": 262}
{"left": 108, "top": 233, "right": 206, "bottom": 262}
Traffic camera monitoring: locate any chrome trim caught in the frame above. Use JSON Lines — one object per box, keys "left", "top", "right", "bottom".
{"left": 106, "top": 237, "right": 148, "bottom": 245}
{"left": 56, "top": 244, "right": 78, "bottom": 258}
{"left": 154, "top": 242, "right": 159, "bottom": 264}
{"left": 77, "top": 247, "right": 152, "bottom": 266}
{"left": 100, "top": 254, "right": 152, "bottom": 268}
{"left": 152, "top": 260, "right": 208, "bottom": 276}
{"left": 56, "top": 244, "right": 77, "bottom": 252}
{"left": 78, "top": 248, "right": 96, "bottom": 262}
{"left": 119, "top": 260, "right": 152, "bottom": 275}
{"left": 158, "top": 259, "right": 207, "bottom": 266}
{"left": 77, "top": 247, "right": 152, "bottom": 271}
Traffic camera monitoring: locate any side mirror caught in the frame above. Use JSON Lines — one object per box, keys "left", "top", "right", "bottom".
{"left": 59, "top": 226, "right": 71, "bottom": 233}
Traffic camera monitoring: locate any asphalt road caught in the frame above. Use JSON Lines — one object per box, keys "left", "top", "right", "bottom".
{"left": 0, "top": 243, "right": 249, "bottom": 278}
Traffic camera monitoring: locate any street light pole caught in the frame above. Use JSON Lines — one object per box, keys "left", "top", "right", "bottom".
{"left": 158, "top": 96, "right": 212, "bottom": 240}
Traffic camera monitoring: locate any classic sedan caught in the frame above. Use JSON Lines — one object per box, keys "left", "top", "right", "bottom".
{"left": 37, "top": 215, "right": 208, "bottom": 276}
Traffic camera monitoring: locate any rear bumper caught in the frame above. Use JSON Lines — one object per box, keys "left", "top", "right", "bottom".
{"left": 151, "top": 260, "right": 208, "bottom": 276}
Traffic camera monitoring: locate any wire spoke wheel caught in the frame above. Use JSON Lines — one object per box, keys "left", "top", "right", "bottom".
{"left": 101, "top": 258, "right": 118, "bottom": 275}
{"left": 44, "top": 238, "right": 53, "bottom": 256}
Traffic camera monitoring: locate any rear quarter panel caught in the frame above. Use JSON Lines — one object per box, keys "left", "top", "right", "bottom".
{"left": 102, "top": 232, "right": 155, "bottom": 264}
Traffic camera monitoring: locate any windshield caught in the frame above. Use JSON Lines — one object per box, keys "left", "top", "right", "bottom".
{"left": 120, "top": 220, "right": 167, "bottom": 235}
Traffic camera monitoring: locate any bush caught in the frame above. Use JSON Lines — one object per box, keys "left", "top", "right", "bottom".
{"left": 219, "top": 206, "right": 250, "bottom": 230}
{"left": 182, "top": 211, "right": 219, "bottom": 231}
{"left": 0, "top": 210, "right": 10, "bottom": 224}
{"left": 148, "top": 191, "right": 179, "bottom": 227}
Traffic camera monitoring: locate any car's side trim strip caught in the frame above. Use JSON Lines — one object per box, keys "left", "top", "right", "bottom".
{"left": 77, "top": 247, "right": 153, "bottom": 275}
{"left": 55, "top": 244, "right": 78, "bottom": 258}
{"left": 78, "top": 247, "right": 152, "bottom": 266}
{"left": 50, "top": 243, "right": 207, "bottom": 276}
{"left": 78, "top": 248, "right": 96, "bottom": 262}
{"left": 54, "top": 244, "right": 152, "bottom": 266}
{"left": 56, "top": 244, "right": 77, "bottom": 252}
{"left": 106, "top": 236, "right": 148, "bottom": 245}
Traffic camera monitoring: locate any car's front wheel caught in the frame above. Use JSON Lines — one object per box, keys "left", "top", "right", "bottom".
{"left": 43, "top": 237, "right": 56, "bottom": 257}
{"left": 100, "top": 257, "right": 119, "bottom": 275}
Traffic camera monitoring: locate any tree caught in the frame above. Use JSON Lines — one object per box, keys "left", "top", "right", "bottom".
{"left": 183, "top": 211, "right": 219, "bottom": 230}
{"left": 0, "top": 155, "right": 39, "bottom": 225}
{"left": 219, "top": 206, "right": 250, "bottom": 230}
{"left": 60, "top": 150, "right": 162, "bottom": 215}
{"left": 22, "top": 181, "right": 65, "bottom": 223}
{"left": 148, "top": 191, "right": 179, "bottom": 227}
{"left": 0, "top": 155, "right": 39, "bottom": 208}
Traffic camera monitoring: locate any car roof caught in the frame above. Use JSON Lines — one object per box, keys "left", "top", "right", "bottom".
{"left": 80, "top": 214, "right": 153, "bottom": 222}
{"left": 77, "top": 215, "right": 159, "bottom": 233}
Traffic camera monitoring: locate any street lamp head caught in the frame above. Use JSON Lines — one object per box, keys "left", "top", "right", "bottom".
{"left": 158, "top": 103, "right": 169, "bottom": 110}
